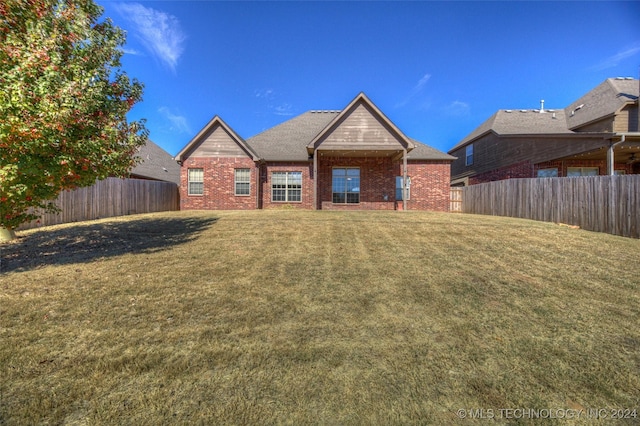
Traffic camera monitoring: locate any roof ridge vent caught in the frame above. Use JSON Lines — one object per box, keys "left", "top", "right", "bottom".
{"left": 520, "top": 109, "right": 527, "bottom": 113}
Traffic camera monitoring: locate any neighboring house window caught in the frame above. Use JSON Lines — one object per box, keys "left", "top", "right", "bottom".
{"left": 235, "top": 168, "right": 250, "bottom": 196}
{"left": 537, "top": 168, "right": 558, "bottom": 178}
{"left": 396, "top": 176, "right": 411, "bottom": 200}
{"left": 332, "top": 168, "right": 360, "bottom": 204}
{"left": 614, "top": 170, "right": 626, "bottom": 175}
{"left": 567, "top": 167, "right": 598, "bottom": 177}
{"left": 272, "top": 171, "right": 302, "bottom": 202}
{"left": 465, "top": 144, "right": 474, "bottom": 166}
{"left": 188, "top": 168, "right": 204, "bottom": 195}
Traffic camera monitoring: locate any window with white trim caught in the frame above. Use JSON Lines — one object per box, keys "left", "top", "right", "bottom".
{"left": 465, "top": 144, "right": 474, "bottom": 166}
{"left": 271, "top": 171, "right": 302, "bottom": 202}
{"left": 567, "top": 167, "right": 598, "bottom": 177}
{"left": 188, "top": 168, "right": 204, "bottom": 195}
{"left": 332, "top": 168, "right": 360, "bottom": 204}
{"left": 235, "top": 168, "right": 250, "bottom": 196}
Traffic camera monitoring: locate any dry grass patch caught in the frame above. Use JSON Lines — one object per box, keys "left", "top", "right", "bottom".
{"left": 1, "top": 210, "right": 639, "bottom": 424}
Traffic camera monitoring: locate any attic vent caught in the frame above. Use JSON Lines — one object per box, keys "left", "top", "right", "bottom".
{"left": 520, "top": 110, "right": 528, "bottom": 113}
{"left": 547, "top": 109, "right": 555, "bottom": 112}
{"left": 505, "top": 110, "right": 512, "bottom": 113}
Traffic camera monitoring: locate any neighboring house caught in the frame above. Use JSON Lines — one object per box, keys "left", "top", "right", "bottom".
{"left": 449, "top": 77, "right": 640, "bottom": 186}
{"left": 131, "top": 139, "right": 181, "bottom": 185}
{"left": 175, "top": 93, "right": 454, "bottom": 211}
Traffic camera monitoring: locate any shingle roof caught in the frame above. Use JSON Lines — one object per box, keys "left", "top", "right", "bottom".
{"left": 566, "top": 78, "right": 639, "bottom": 130}
{"left": 450, "top": 109, "right": 572, "bottom": 151}
{"left": 247, "top": 109, "right": 453, "bottom": 161}
{"left": 131, "top": 139, "right": 180, "bottom": 184}
{"left": 450, "top": 78, "right": 639, "bottom": 153}
{"left": 408, "top": 139, "right": 456, "bottom": 160}
{"left": 246, "top": 111, "right": 338, "bottom": 161}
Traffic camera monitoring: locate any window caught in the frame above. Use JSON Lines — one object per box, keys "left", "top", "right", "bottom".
{"left": 465, "top": 144, "right": 474, "bottom": 166}
{"left": 235, "top": 168, "right": 250, "bottom": 196}
{"left": 567, "top": 167, "right": 598, "bottom": 177}
{"left": 396, "top": 176, "right": 411, "bottom": 200}
{"left": 537, "top": 168, "right": 558, "bottom": 178}
{"left": 188, "top": 168, "right": 204, "bottom": 195}
{"left": 271, "top": 171, "right": 302, "bottom": 202}
{"left": 614, "top": 170, "right": 626, "bottom": 175}
{"left": 332, "top": 168, "right": 360, "bottom": 204}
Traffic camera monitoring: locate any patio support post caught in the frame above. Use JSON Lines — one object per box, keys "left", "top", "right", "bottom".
{"left": 313, "top": 148, "right": 318, "bottom": 210}
{"left": 403, "top": 148, "right": 408, "bottom": 211}
{"left": 608, "top": 134, "right": 626, "bottom": 175}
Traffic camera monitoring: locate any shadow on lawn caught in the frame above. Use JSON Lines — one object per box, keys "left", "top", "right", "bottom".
{"left": 0, "top": 216, "right": 218, "bottom": 273}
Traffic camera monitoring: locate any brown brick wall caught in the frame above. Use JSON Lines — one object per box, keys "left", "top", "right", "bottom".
{"left": 261, "top": 162, "right": 314, "bottom": 209}
{"left": 318, "top": 157, "right": 396, "bottom": 210}
{"left": 535, "top": 159, "right": 633, "bottom": 176}
{"left": 469, "top": 160, "right": 534, "bottom": 185}
{"left": 467, "top": 159, "right": 635, "bottom": 185}
{"left": 180, "top": 157, "right": 452, "bottom": 211}
{"left": 180, "top": 157, "right": 258, "bottom": 210}
{"left": 404, "top": 161, "right": 451, "bottom": 212}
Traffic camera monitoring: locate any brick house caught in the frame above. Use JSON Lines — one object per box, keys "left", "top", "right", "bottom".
{"left": 175, "top": 93, "right": 454, "bottom": 211}
{"left": 449, "top": 78, "right": 640, "bottom": 186}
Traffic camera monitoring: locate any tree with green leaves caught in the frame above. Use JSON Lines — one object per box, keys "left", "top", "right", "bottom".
{"left": 0, "top": 0, "right": 148, "bottom": 240}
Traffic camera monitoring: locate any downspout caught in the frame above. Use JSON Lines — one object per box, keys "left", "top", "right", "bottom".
{"left": 607, "top": 134, "right": 625, "bottom": 175}
{"left": 402, "top": 148, "right": 408, "bottom": 211}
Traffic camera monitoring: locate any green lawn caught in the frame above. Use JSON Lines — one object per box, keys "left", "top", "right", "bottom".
{"left": 1, "top": 210, "right": 639, "bottom": 424}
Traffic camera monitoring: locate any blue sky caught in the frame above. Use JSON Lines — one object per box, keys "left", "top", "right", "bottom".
{"left": 97, "top": 1, "right": 640, "bottom": 156}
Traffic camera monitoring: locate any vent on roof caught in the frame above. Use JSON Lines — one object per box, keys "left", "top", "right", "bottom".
{"left": 520, "top": 110, "right": 528, "bottom": 113}
{"left": 547, "top": 109, "right": 555, "bottom": 112}
{"left": 540, "top": 99, "right": 545, "bottom": 113}
{"left": 505, "top": 109, "right": 512, "bottom": 113}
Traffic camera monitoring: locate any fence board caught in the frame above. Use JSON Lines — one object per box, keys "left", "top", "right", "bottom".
{"left": 460, "top": 176, "right": 640, "bottom": 238}
{"left": 18, "top": 178, "right": 179, "bottom": 230}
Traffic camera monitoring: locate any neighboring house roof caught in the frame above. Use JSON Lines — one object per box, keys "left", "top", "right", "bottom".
{"left": 450, "top": 78, "right": 639, "bottom": 153}
{"left": 565, "top": 78, "right": 639, "bottom": 130}
{"left": 131, "top": 139, "right": 181, "bottom": 184}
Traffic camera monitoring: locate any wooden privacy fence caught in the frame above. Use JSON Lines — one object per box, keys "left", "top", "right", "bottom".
{"left": 19, "top": 177, "right": 179, "bottom": 230}
{"left": 459, "top": 176, "right": 640, "bottom": 238}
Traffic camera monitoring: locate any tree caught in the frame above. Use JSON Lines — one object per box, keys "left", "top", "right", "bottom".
{"left": 0, "top": 0, "right": 148, "bottom": 240}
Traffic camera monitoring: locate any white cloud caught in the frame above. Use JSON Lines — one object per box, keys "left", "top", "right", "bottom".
{"left": 255, "top": 89, "right": 275, "bottom": 99}
{"left": 444, "top": 100, "right": 470, "bottom": 116}
{"left": 396, "top": 73, "right": 432, "bottom": 108}
{"left": 115, "top": 3, "right": 186, "bottom": 71}
{"left": 273, "top": 104, "right": 294, "bottom": 116}
{"left": 158, "top": 107, "right": 191, "bottom": 134}
{"left": 122, "top": 48, "right": 142, "bottom": 56}
{"left": 591, "top": 43, "right": 640, "bottom": 71}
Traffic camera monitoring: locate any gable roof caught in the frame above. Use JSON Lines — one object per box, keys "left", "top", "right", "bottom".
{"left": 450, "top": 78, "right": 639, "bottom": 153}
{"left": 176, "top": 93, "right": 453, "bottom": 162}
{"left": 175, "top": 115, "right": 259, "bottom": 162}
{"left": 565, "top": 78, "right": 639, "bottom": 130}
{"left": 131, "top": 139, "right": 181, "bottom": 184}
{"left": 306, "top": 92, "right": 416, "bottom": 153}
